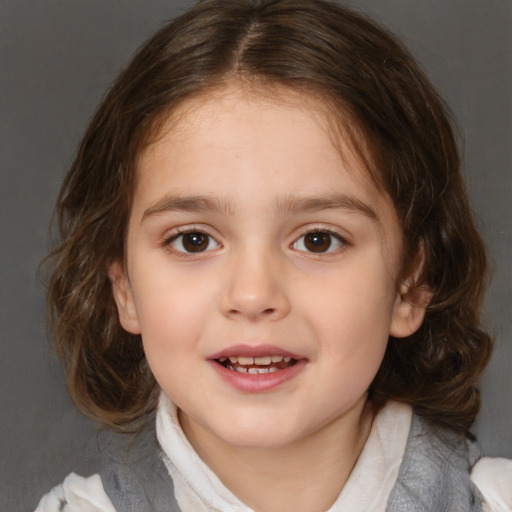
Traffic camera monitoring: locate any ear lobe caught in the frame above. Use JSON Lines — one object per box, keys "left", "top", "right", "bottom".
{"left": 390, "top": 248, "right": 433, "bottom": 338}
{"left": 108, "top": 261, "right": 141, "bottom": 335}
{"left": 389, "top": 283, "right": 431, "bottom": 338}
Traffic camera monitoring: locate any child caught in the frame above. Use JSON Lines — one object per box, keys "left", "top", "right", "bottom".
{"left": 37, "top": 0, "right": 511, "bottom": 511}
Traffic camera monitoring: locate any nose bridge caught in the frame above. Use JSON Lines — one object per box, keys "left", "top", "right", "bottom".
{"left": 221, "top": 242, "right": 290, "bottom": 321}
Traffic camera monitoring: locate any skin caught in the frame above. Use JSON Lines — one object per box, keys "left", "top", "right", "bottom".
{"left": 110, "top": 85, "right": 427, "bottom": 512}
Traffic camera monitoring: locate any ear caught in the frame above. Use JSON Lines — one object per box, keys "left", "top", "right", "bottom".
{"left": 389, "top": 249, "right": 433, "bottom": 338}
{"left": 108, "top": 260, "right": 141, "bottom": 334}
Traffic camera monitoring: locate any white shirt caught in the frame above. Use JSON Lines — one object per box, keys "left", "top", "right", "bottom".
{"left": 36, "top": 394, "right": 512, "bottom": 512}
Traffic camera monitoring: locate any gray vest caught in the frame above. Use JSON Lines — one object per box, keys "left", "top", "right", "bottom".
{"left": 385, "top": 413, "right": 483, "bottom": 511}
{"left": 100, "top": 413, "right": 483, "bottom": 511}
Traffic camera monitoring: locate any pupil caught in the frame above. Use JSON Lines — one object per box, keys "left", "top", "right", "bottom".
{"left": 183, "top": 232, "right": 208, "bottom": 252}
{"left": 305, "top": 232, "right": 331, "bottom": 253}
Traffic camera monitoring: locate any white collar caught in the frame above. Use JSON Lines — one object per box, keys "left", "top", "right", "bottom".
{"left": 155, "top": 393, "right": 412, "bottom": 512}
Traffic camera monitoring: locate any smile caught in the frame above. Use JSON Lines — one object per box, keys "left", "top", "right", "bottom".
{"left": 217, "top": 355, "right": 296, "bottom": 374}
{"left": 208, "top": 345, "right": 306, "bottom": 392}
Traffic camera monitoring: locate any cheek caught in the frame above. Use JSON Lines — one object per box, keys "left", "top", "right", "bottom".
{"left": 133, "top": 279, "right": 211, "bottom": 403}
{"left": 318, "top": 314, "right": 389, "bottom": 414}
{"left": 305, "top": 260, "right": 398, "bottom": 338}
{"left": 303, "top": 262, "right": 396, "bottom": 388}
{"left": 128, "top": 264, "right": 216, "bottom": 363}
{"left": 131, "top": 251, "right": 217, "bottom": 323}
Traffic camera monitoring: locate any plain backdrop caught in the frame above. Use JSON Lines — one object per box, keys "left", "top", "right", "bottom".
{"left": 1, "top": 1, "right": 511, "bottom": 511}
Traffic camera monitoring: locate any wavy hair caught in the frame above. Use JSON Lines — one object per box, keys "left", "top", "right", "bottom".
{"left": 45, "top": 0, "right": 492, "bottom": 433}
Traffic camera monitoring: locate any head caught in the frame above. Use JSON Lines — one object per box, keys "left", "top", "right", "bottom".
{"left": 47, "top": 0, "right": 491, "bottom": 435}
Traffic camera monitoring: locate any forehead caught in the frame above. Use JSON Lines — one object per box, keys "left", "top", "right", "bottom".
{"left": 137, "top": 84, "right": 379, "bottom": 195}
{"left": 135, "top": 85, "right": 393, "bottom": 213}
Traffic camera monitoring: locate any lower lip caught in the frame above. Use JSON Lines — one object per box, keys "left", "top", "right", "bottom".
{"left": 208, "top": 359, "right": 307, "bottom": 392}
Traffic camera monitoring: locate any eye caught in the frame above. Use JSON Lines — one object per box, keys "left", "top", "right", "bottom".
{"left": 293, "top": 231, "right": 345, "bottom": 254}
{"left": 168, "top": 231, "right": 220, "bottom": 253}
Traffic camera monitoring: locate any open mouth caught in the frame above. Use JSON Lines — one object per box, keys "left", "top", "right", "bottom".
{"left": 209, "top": 347, "right": 306, "bottom": 391}
{"left": 216, "top": 355, "right": 298, "bottom": 374}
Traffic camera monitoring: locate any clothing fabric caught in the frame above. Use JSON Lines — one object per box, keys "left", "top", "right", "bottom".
{"left": 386, "top": 412, "right": 482, "bottom": 511}
{"left": 155, "top": 396, "right": 411, "bottom": 511}
{"left": 35, "top": 395, "right": 512, "bottom": 512}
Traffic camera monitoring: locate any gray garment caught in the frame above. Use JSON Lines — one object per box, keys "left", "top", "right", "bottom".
{"left": 99, "top": 421, "right": 180, "bottom": 512}
{"left": 100, "top": 412, "right": 483, "bottom": 512}
{"left": 385, "top": 413, "right": 483, "bottom": 511}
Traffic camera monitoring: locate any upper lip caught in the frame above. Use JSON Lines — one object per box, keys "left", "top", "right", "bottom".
{"left": 208, "top": 343, "right": 304, "bottom": 360}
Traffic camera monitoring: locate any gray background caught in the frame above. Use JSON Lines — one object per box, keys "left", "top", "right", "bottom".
{"left": 1, "top": 1, "right": 510, "bottom": 510}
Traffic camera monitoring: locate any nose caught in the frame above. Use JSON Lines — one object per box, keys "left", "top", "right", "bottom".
{"left": 220, "top": 248, "right": 291, "bottom": 322}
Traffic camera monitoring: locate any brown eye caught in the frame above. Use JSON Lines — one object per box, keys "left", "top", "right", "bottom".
{"left": 293, "top": 231, "right": 344, "bottom": 253}
{"left": 304, "top": 232, "right": 331, "bottom": 252}
{"left": 169, "top": 231, "right": 219, "bottom": 253}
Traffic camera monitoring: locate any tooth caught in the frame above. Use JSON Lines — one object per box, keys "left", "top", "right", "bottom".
{"left": 219, "top": 357, "right": 227, "bottom": 362}
{"left": 269, "top": 367, "right": 278, "bottom": 372}
{"left": 238, "top": 356, "right": 254, "bottom": 365}
{"left": 229, "top": 356, "right": 238, "bottom": 364}
{"left": 235, "top": 366, "right": 248, "bottom": 373}
{"left": 254, "top": 356, "right": 272, "bottom": 365}
{"left": 271, "top": 355, "right": 284, "bottom": 363}
{"left": 283, "top": 356, "right": 291, "bottom": 363}
{"left": 248, "top": 368, "right": 258, "bottom": 374}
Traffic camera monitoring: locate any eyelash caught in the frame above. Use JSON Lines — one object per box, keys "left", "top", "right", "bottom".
{"left": 292, "top": 228, "right": 348, "bottom": 255}
{"left": 163, "top": 227, "right": 221, "bottom": 255}
{"left": 162, "top": 226, "right": 349, "bottom": 256}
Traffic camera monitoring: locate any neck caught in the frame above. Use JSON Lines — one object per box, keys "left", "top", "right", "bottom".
{"left": 179, "top": 399, "right": 374, "bottom": 512}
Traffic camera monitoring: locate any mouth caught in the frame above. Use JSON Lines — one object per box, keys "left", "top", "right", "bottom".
{"left": 216, "top": 355, "right": 297, "bottom": 374}
{"left": 207, "top": 344, "right": 306, "bottom": 391}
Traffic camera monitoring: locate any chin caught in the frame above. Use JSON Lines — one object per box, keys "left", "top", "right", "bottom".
{"left": 215, "top": 420, "right": 307, "bottom": 451}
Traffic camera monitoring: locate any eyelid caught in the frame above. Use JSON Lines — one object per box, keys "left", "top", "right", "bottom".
{"left": 291, "top": 225, "right": 350, "bottom": 254}
{"left": 162, "top": 225, "right": 222, "bottom": 254}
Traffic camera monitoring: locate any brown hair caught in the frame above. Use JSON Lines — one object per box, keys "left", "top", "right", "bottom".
{"left": 46, "top": 0, "right": 492, "bottom": 433}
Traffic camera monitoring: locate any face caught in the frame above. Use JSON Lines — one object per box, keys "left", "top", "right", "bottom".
{"left": 110, "top": 86, "right": 426, "bottom": 452}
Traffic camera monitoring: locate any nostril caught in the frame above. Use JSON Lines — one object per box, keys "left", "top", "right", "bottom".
{"left": 228, "top": 307, "right": 274, "bottom": 314}
{"left": 226, "top": 307, "right": 277, "bottom": 320}
{"left": 221, "top": 282, "right": 291, "bottom": 321}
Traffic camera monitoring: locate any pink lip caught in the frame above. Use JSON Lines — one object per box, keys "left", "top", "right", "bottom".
{"left": 208, "top": 344, "right": 303, "bottom": 360}
{"left": 207, "top": 344, "right": 307, "bottom": 393}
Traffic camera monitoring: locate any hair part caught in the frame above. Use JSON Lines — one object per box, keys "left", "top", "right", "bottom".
{"left": 45, "top": 0, "right": 492, "bottom": 433}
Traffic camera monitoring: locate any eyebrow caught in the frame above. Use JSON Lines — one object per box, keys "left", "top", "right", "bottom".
{"left": 276, "top": 194, "right": 378, "bottom": 220}
{"left": 142, "top": 195, "right": 235, "bottom": 220}
{"left": 142, "top": 193, "right": 378, "bottom": 221}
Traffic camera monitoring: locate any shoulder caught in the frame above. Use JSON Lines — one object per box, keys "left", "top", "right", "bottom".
{"left": 388, "top": 412, "right": 482, "bottom": 510}
{"left": 471, "top": 457, "right": 512, "bottom": 512}
{"left": 34, "top": 473, "right": 117, "bottom": 512}
{"left": 389, "top": 411, "right": 512, "bottom": 512}
{"left": 35, "top": 414, "right": 178, "bottom": 512}
{"left": 34, "top": 451, "right": 178, "bottom": 512}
